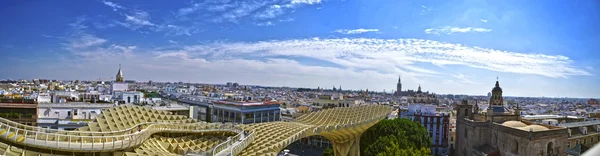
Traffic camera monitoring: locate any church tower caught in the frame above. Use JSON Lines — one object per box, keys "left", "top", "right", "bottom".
{"left": 396, "top": 75, "right": 402, "bottom": 96}
{"left": 490, "top": 78, "right": 503, "bottom": 106}
{"left": 488, "top": 77, "right": 506, "bottom": 114}
{"left": 116, "top": 64, "right": 124, "bottom": 82}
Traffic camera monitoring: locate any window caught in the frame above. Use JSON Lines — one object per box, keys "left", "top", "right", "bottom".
{"left": 584, "top": 139, "right": 587, "bottom": 144}
{"left": 567, "top": 141, "right": 570, "bottom": 148}
{"left": 547, "top": 142, "right": 554, "bottom": 155}
{"left": 465, "top": 129, "right": 468, "bottom": 139}
{"left": 495, "top": 133, "right": 498, "bottom": 145}
{"left": 513, "top": 140, "right": 519, "bottom": 154}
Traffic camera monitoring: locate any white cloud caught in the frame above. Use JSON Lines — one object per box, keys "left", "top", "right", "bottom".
{"left": 69, "top": 34, "right": 107, "bottom": 49}
{"left": 254, "top": 5, "right": 285, "bottom": 19}
{"left": 425, "top": 26, "right": 492, "bottom": 35}
{"left": 38, "top": 36, "right": 593, "bottom": 96}
{"left": 57, "top": 19, "right": 590, "bottom": 80}
{"left": 421, "top": 5, "right": 433, "bottom": 15}
{"left": 154, "top": 24, "right": 199, "bottom": 36}
{"left": 102, "top": 1, "right": 124, "bottom": 11}
{"left": 178, "top": 3, "right": 201, "bottom": 16}
{"left": 480, "top": 19, "right": 488, "bottom": 23}
{"left": 105, "top": 6, "right": 198, "bottom": 36}
{"left": 96, "top": 1, "right": 199, "bottom": 36}
{"left": 65, "top": 18, "right": 107, "bottom": 49}
{"left": 279, "top": 18, "right": 295, "bottom": 22}
{"left": 60, "top": 18, "right": 142, "bottom": 63}
{"left": 125, "top": 11, "right": 155, "bottom": 27}
{"left": 161, "top": 38, "right": 588, "bottom": 78}
{"left": 452, "top": 74, "right": 479, "bottom": 85}
{"left": 168, "top": 40, "right": 178, "bottom": 44}
{"left": 586, "top": 66, "right": 595, "bottom": 71}
{"left": 177, "top": 0, "right": 321, "bottom": 24}
{"left": 256, "top": 21, "right": 274, "bottom": 26}
{"left": 41, "top": 34, "right": 63, "bottom": 39}
{"left": 217, "top": 1, "right": 272, "bottom": 23}
{"left": 333, "top": 29, "right": 380, "bottom": 34}
{"left": 291, "top": 0, "right": 322, "bottom": 5}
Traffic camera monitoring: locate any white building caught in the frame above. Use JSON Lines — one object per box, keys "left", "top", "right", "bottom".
{"left": 37, "top": 93, "right": 52, "bottom": 103}
{"left": 153, "top": 103, "right": 190, "bottom": 116}
{"left": 339, "top": 99, "right": 364, "bottom": 107}
{"left": 99, "top": 95, "right": 113, "bottom": 102}
{"left": 37, "top": 103, "right": 114, "bottom": 130}
{"left": 110, "top": 83, "right": 129, "bottom": 93}
{"left": 113, "top": 91, "right": 144, "bottom": 104}
{"left": 401, "top": 104, "right": 450, "bottom": 155}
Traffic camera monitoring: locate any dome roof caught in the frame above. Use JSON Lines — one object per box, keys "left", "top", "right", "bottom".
{"left": 518, "top": 125, "right": 550, "bottom": 132}
{"left": 492, "top": 81, "right": 502, "bottom": 92}
{"left": 502, "top": 121, "right": 527, "bottom": 128}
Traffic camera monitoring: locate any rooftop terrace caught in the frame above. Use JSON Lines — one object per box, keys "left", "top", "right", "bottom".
{"left": 559, "top": 120, "right": 600, "bottom": 128}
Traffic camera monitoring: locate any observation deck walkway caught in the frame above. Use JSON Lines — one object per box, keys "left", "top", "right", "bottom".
{"left": 0, "top": 105, "right": 391, "bottom": 156}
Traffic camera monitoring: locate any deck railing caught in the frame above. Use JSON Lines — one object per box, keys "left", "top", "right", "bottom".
{"left": 230, "top": 130, "right": 255, "bottom": 156}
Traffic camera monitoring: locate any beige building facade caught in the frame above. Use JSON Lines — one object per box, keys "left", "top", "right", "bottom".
{"left": 456, "top": 80, "right": 569, "bottom": 156}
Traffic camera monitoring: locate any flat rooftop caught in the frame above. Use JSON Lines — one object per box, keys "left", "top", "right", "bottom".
{"left": 153, "top": 105, "right": 189, "bottom": 111}
{"left": 38, "top": 103, "right": 114, "bottom": 108}
{"left": 559, "top": 120, "right": 600, "bottom": 128}
{"left": 522, "top": 115, "right": 583, "bottom": 120}
{"left": 0, "top": 103, "right": 37, "bottom": 108}
{"left": 213, "top": 100, "right": 281, "bottom": 106}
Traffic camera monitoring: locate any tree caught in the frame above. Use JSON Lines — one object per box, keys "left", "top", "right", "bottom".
{"left": 323, "top": 147, "right": 334, "bottom": 156}
{"left": 361, "top": 118, "right": 431, "bottom": 156}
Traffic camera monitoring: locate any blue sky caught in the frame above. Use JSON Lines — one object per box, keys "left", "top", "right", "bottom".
{"left": 0, "top": 0, "right": 599, "bottom": 98}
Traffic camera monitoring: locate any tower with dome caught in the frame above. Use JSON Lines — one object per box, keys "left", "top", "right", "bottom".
{"left": 454, "top": 79, "right": 568, "bottom": 156}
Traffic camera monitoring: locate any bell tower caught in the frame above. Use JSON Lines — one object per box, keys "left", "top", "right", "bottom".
{"left": 116, "top": 64, "right": 124, "bottom": 82}
{"left": 488, "top": 77, "right": 506, "bottom": 114}
{"left": 490, "top": 77, "right": 503, "bottom": 106}
{"left": 396, "top": 75, "right": 402, "bottom": 96}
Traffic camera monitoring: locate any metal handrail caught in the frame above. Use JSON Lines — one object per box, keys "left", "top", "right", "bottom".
{"left": 0, "top": 118, "right": 241, "bottom": 152}
{"left": 230, "top": 129, "right": 256, "bottom": 156}
{"left": 204, "top": 126, "right": 248, "bottom": 156}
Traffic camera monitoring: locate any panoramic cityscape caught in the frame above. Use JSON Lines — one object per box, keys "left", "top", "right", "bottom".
{"left": 1, "top": 0, "right": 599, "bottom": 156}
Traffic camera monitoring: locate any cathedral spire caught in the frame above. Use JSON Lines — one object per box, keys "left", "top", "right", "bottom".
{"left": 116, "top": 64, "right": 124, "bottom": 82}
{"left": 396, "top": 75, "right": 402, "bottom": 96}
